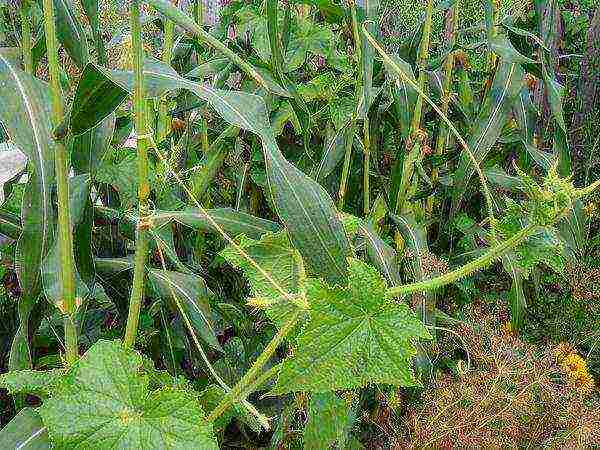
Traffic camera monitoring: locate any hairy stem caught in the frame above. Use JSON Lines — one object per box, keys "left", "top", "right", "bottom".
{"left": 208, "top": 311, "right": 300, "bottom": 423}
{"left": 124, "top": 0, "right": 151, "bottom": 349}
{"left": 387, "top": 224, "right": 537, "bottom": 297}
{"left": 42, "top": 0, "right": 78, "bottom": 365}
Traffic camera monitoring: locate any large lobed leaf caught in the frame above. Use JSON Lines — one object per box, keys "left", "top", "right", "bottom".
{"left": 272, "top": 259, "right": 431, "bottom": 394}
{"left": 39, "top": 340, "right": 218, "bottom": 449}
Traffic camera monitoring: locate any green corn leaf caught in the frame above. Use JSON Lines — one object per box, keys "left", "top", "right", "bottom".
{"left": 39, "top": 340, "right": 218, "bottom": 449}
{"left": 220, "top": 232, "right": 306, "bottom": 330}
{"left": 71, "top": 113, "right": 115, "bottom": 175}
{"left": 501, "top": 254, "right": 526, "bottom": 331}
{"left": 42, "top": 0, "right": 89, "bottom": 68}
{"left": 313, "top": 125, "right": 351, "bottom": 181}
{"left": 272, "top": 258, "right": 431, "bottom": 394}
{"left": 0, "top": 50, "right": 56, "bottom": 371}
{"left": 357, "top": 221, "right": 401, "bottom": 285}
{"left": 543, "top": 67, "right": 567, "bottom": 133}
{"left": 96, "top": 154, "right": 156, "bottom": 209}
{"left": 110, "top": 59, "right": 351, "bottom": 284}
{"left": 80, "top": 0, "right": 106, "bottom": 65}
{"left": 304, "top": 392, "right": 354, "bottom": 450}
{"left": 155, "top": 208, "right": 281, "bottom": 240}
{"left": 148, "top": 269, "right": 221, "bottom": 351}
{"left": 451, "top": 62, "right": 524, "bottom": 211}
{"left": 41, "top": 176, "right": 95, "bottom": 307}
{"left": 489, "top": 34, "right": 536, "bottom": 64}
{"left": 385, "top": 54, "right": 417, "bottom": 139}
{"left": 0, "top": 211, "right": 21, "bottom": 240}
{"left": 69, "top": 64, "right": 128, "bottom": 135}
{"left": 63, "top": 53, "right": 351, "bottom": 283}
{"left": 0, "top": 408, "right": 50, "bottom": 450}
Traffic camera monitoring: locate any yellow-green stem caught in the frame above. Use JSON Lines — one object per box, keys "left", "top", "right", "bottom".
{"left": 363, "top": 117, "right": 371, "bottom": 214}
{"left": 338, "top": 2, "right": 361, "bottom": 211}
{"left": 124, "top": 0, "right": 152, "bottom": 349}
{"left": 195, "top": 0, "right": 203, "bottom": 25}
{"left": 338, "top": 121, "right": 355, "bottom": 210}
{"left": 158, "top": 13, "right": 175, "bottom": 141}
{"left": 20, "top": 2, "right": 33, "bottom": 73}
{"left": 395, "top": 140, "right": 421, "bottom": 214}
{"left": 426, "top": 0, "right": 459, "bottom": 214}
{"left": 208, "top": 311, "right": 300, "bottom": 423}
{"left": 42, "top": 0, "right": 78, "bottom": 366}
{"left": 410, "top": 0, "right": 434, "bottom": 134}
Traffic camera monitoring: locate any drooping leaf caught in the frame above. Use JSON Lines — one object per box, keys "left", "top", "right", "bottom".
{"left": 68, "top": 53, "right": 350, "bottom": 284}
{"left": 156, "top": 208, "right": 281, "bottom": 240}
{"left": 0, "top": 408, "right": 50, "bottom": 450}
{"left": 452, "top": 62, "right": 524, "bottom": 211}
{"left": 112, "top": 59, "right": 352, "bottom": 284}
{"left": 148, "top": 270, "right": 221, "bottom": 351}
{"left": 39, "top": 340, "right": 218, "bottom": 449}
{"left": 272, "top": 259, "right": 431, "bottom": 393}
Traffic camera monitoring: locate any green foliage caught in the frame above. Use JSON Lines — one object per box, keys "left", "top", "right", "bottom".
{"left": 273, "top": 259, "right": 431, "bottom": 393}
{"left": 39, "top": 340, "right": 218, "bottom": 449}
{"left": 304, "top": 392, "right": 354, "bottom": 449}
{"left": 0, "top": 0, "right": 599, "bottom": 447}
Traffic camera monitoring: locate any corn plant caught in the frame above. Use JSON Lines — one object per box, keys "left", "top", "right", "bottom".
{"left": 0, "top": 0, "right": 598, "bottom": 448}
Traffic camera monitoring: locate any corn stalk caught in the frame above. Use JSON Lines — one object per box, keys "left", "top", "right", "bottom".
{"left": 394, "top": 0, "right": 433, "bottom": 214}
{"left": 123, "top": 0, "right": 152, "bottom": 349}
{"left": 426, "top": 0, "right": 459, "bottom": 214}
{"left": 158, "top": 1, "right": 176, "bottom": 141}
{"left": 41, "top": 0, "right": 78, "bottom": 365}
